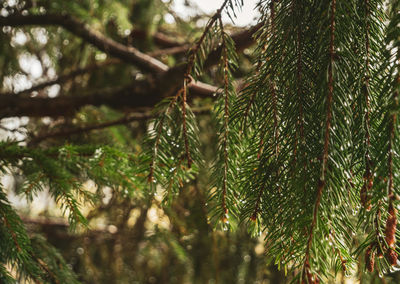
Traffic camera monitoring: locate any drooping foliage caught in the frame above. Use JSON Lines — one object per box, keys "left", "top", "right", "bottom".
{"left": 225, "top": 0, "right": 400, "bottom": 281}
{"left": 2, "top": 0, "right": 400, "bottom": 283}
{"left": 227, "top": 0, "right": 400, "bottom": 281}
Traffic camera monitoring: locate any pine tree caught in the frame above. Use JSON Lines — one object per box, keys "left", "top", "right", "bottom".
{"left": 1, "top": 0, "right": 400, "bottom": 282}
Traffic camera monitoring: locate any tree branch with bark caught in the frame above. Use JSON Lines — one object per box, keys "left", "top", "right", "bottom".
{"left": 0, "top": 13, "right": 259, "bottom": 119}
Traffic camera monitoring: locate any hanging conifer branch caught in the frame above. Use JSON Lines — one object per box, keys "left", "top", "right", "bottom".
{"left": 219, "top": 15, "right": 230, "bottom": 219}
{"left": 166, "top": 156, "right": 185, "bottom": 193}
{"left": 249, "top": 114, "right": 270, "bottom": 222}
{"left": 181, "top": 82, "right": 192, "bottom": 168}
{"left": 361, "top": 0, "right": 373, "bottom": 211}
{"left": 179, "top": 0, "right": 231, "bottom": 168}
{"left": 208, "top": 6, "right": 240, "bottom": 227}
{"left": 249, "top": 1, "right": 278, "bottom": 222}
{"left": 32, "top": 253, "right": 61, "bottom": 284}
{"left": 375, "top": 207, "right": 384, "bottom": 259}
{"left": 2, "top": 215, "right": 22, "bottom": 252}
{"left": 195, "top": 2, "right": 230, "bottom": 68}
{"left": 250, "top": 182, "right": 265, "bottom": 221}
{"left": 386, "top": 111, "right": 396, "bottom": 246}
{"left": 270, "top": 0, "right": 279, "bottom": 161}
{"left": 4, "top": 0, "right": 400, "bottom": 282}
{"left": 294, "top": 0, "right": 305, "bottom": 164}
{"left": 184, "top": 0, "right": 229, "bottom": 76}
{"left": 241, "top": 91, "right": 256, "bottom": 134}
{"left": 148, "top": 91, "right": 181, "bottom": 183}
{"left": 304, "top": 0, "right": 336, "bottom": 281}
{"left": 384, "top": 52, "right": 399, "bottom": 265}
{"left": 146, "top": 0, "right": 239, "bottom": 202}
{"left": 240, "top": 19, "right": 269, "bottom": 134}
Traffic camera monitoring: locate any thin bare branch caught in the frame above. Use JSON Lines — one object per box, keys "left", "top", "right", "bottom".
{"left": 0, "top": 14, "right": 168, "bottom": 73}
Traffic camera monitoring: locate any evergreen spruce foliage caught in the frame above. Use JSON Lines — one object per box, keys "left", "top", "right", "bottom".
{"left": 0, "top": 142, "right": 144, "bottom": 282}
{"left": 229, "top": 0, "right": 400, "bottom": 282}
{"left": 2, "top": 0, "right": 400, "bottom": 282}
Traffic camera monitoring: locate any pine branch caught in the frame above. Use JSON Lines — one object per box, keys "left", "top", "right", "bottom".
{"left": 2, "top": 214, "right": 23, "bottom": 252}
{"left": 219, "top": 15, "right": 230, "bottom": 219}
{"left": 0, "top": 190, "right": 42, "bottom": 282}
{"left": 361, "top": 0, "right": 373, "bottom": 211}
{"left": 179, "top": 0, "right": 231, "bottom": 169}
{"left": 294, "top": 0, "right": 305, "bottom": 165}
{"left": 149, "top": 23, "right": 262, "bottom": 58}
{"left": 208, "top": 12, "right": 240, "bottom": 227}
{"left": 203, "top": 22, "right": 262, "bottom": 70}
{"left": 181, "top": 81, "right": 192, "bottom": 168}
{"left": 184, "top": 0, "right": 230, "bottom": 78}
{"left": 183, "top": 0, "right": 229, "bottom": 166}
{"left": 32, "top": 253, "right": 60, "bottom": 284}
{"left": 148, "top": 91, "right": 181, "bottom": 184}
{"left": 304, "top": 1, "right": 336, "bottom": 282}
{"left": 383, "top": 51, "right": 400, "bottom": 265}
{"left": 248, "top": 1, "right": 278, "bottom": 222}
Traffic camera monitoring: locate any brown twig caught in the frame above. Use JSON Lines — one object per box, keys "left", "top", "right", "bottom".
{"left": 29, "top": 107, "right": 211, "bottom": 145}
{"left": 7, "top": 59, "right": 120, "bottom": 97}
{"left": 149, "top": 44, "right": 190, "bottom": 57}
{"left": 129, "top": 29, "right": 183, "bottom": 48}
{"left": 28, "top": 112, "right": 153, "bottom": 145}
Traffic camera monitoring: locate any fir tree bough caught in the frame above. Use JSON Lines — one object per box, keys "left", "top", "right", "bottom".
{"left": 1, "top": 0, "right": 400, "bottom": 282}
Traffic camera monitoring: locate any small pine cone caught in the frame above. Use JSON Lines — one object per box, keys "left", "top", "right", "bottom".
{"left": 365, "top": 244, "right": 375, "bottom": 272}
{"left": 304, "top": 260, "right": 312, "bottom": 283}
{"left": 367, "top": 175, "right": 373, "bottom": 190}
{"left": 366, "top": 176, "right": 373, "bottom": 210}
{"left": 306, "top": 272, "right": 313, "bottom": 284}
{"left": 303, "top": 261, "right": 319, "bottom": 284}
{"left": 341, "top": 260, "right": 347, "bottom": 272}
{"left": 385, "top": 204, "right": 397, "bottom": 248}
{"left": 360, "top": 184, "right": 367, "bottom": 208}
{"left": 387, "top": 249, "right": 398, "bottom": 266}
{"left": 361, "top": 174, "right": 373, "bottom": 210}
